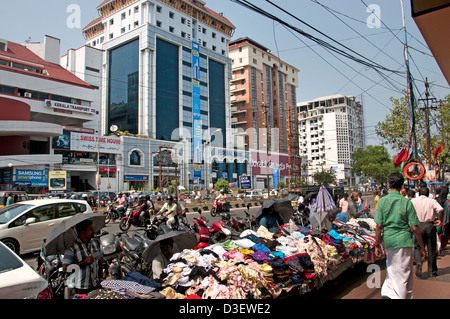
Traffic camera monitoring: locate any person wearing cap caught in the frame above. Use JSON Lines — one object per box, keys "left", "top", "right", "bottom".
{"left": 156, "top": 195, "right": 178, "bottom": 229}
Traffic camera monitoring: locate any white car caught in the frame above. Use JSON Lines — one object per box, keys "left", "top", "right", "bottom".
{"left": 0, "top": 199, "right": 93, "bottom": 255}
{"left": 0, "top": 241, "right": 48, "bottom": 299}
{"left": 245, "top": 190, "right": 263, "bottom": 200}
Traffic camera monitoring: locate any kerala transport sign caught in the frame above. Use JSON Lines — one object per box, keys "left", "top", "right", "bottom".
{"left": 45, "top": 99, "right": 96, "bottom": 115}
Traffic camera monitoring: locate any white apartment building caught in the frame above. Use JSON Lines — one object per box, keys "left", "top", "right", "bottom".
{"left": 297, "top": 94, "right": 365, "bottom": 186}
{"left": 0, "top": 36, "right": 100, "bottom": 192}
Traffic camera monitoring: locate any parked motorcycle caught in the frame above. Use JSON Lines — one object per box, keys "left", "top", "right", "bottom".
{"left": 293, "top": 203, "right": 310, "bottom": 227}
{"left": 143, "top": 215, "right": 172, "bottom": 240}
{"left": 98, "top": 230, "right": 123, "bottom": 280}
{"left": 210, "top": 200, "right": 230, "bottom": 217}
{"left": 192, "top": 209, "right": 233, "bottom": 249}
{"left": 35, "top": 243, "right": 66, "bottom": 299}
{"left": 118, "top": 232, "right": 152, "bottom": 277}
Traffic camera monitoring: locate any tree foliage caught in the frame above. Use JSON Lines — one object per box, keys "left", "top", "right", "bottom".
{"left": 312, "top": 168, "right": 337, "bottom": 185}
{"left": 351, "top": 145, "right": 400, "bottom": 184}
{"left": 375, "top": 94, "right": 449, "bottom": 165}
{"left": 213, "top": 178, "right": 229, "bottom": 192}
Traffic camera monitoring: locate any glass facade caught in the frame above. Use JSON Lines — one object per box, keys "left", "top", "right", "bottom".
{"left": 156, "top": 38, "right": 179, "bottom": 141}
{"left": 108, "top": 39, "right": 139, "bottom": 134}
{"left": 208, "top": 59, "right": 226, "bottom": 148}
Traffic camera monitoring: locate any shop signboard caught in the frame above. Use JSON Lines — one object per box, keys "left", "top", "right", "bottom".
{"left": 123, "top": 175, "right": 149, "bottom": 181}
{"left": 239, "top": 175, "right": 251, "bottom": 190}
{"left": 48, "top": 171, "right": 67, "bottom": 192}
{"left": 251, "top": 151, "right": 291, "bottom": 176}
{"left": 16, "top": 169, "right": 48, "bottom": 187}
{"left": 45, "top": 99, "right": 96, "bottom": 115}
{"left": 70, "top": 132, "right": 121, "bottom": 154}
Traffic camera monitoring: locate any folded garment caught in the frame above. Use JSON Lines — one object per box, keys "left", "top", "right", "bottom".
{"left": 251, "top": 242, "right": 271, "bottom": 253}
{"left": 250, "top": 250, "right": 270, "bottom": 262}
{"left": 234, "top": 238, "right": 257, "bottom": 249}
{"left": 101, "top": 280, "right": 156, "bottom": 295}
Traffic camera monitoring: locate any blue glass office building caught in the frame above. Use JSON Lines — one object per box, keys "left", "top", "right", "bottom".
{"left": 85, "top": 0, "right": 238, "bottom": 189}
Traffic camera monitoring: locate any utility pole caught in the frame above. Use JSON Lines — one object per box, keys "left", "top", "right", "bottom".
{"left": 418, "top": 77, "right": 436, "bottom": 170}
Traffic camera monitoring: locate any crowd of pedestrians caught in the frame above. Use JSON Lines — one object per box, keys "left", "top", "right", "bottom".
{"left": 372, "top": 173, "right": 449, "bottom": 299}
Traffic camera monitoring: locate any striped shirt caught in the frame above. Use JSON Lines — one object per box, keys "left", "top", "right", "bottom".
{"left": 62, "top": 239, "right": 102, "bottom": 290}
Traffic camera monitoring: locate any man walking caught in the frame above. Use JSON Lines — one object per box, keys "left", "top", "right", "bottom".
{"left": 411, "top": 187, "right": 444, "bottom": 278}
{"left": 374, "top": 172, "right": 426, "bottom": 299}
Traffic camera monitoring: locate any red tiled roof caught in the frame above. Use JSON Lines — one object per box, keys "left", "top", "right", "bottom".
{"left": 82, "top": 16, "right": 103, "bottom": 32}
{"left": 0, "top": 41, "right": 93, "bottom": 89}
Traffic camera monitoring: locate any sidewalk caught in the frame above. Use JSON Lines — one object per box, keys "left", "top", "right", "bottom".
{"left": 341, "top": 248, "right": 450, "bottom": 299}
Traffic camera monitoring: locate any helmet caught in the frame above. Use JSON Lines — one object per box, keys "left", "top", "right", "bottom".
{"left": 81, "top": 194, "right": 88, "bottom": 199}
{"left": 220, "top": 189, "right": 224, "bottom": 193}
{"left": 167, "top": 195, "right": 174, "bottom": 201}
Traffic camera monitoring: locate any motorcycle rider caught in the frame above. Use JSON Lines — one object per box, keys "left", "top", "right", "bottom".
{"left": 215, "top": 189, "right": 227, "bottom": 211}
{"left": 156, "top": 195, "right": 178, "bottom": 230}
{"left": 112, "top": 192, "right": 126, "bottom": 218}
{"left": 139, "top": 195, "right": 154, "bottom": 225}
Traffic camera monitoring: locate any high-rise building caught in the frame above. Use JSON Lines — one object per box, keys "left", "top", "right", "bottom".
{"left": 82, "top": 0, "right": 241, "bottom": 190}
{"left": 228, "top": 37, "right": 301, "bottom": 187}
{"left": 297, "top": 94, "right": 366, "bottom": 186}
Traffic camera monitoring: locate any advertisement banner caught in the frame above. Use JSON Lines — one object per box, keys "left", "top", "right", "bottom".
{"left": 273, "top": 167, "right": 280, "bottom": 189}
{"left": 70, "top": 132, "right": 121, "bottom": 154}
{"left": 16, "top": 169, "right": 48, "bottom": 187}
{"left": 251, "top": 151, "right": 291, "bottom": 176}
{"left": 192, "top": 41, "right": 202, "bottom": 165}
{"left": 49, "top": 171, "right": 67, "bottom": 191}
{"left": 239, "top": 175, "right": 252, "bottom": 190}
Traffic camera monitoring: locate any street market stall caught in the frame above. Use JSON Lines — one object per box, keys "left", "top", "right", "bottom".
{"left": 75, "top": 211, "right": 384, "bottom": 300}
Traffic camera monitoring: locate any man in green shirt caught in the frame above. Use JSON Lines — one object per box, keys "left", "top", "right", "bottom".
{"left": 374, "top": 172, "right": 426, "bottom": 299}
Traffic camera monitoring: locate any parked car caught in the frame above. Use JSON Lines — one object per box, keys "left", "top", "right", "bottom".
{"left": 245, "top": 190, "right": 263, "bottom": 200}
{"left": 0, "top": 199, "right": 93, "bottom": 255}
{"left": 0, "top": 190, "right": 28, "bottom": 208}
{"left": 0, "top": 241, "right": 48, "bottom": 299}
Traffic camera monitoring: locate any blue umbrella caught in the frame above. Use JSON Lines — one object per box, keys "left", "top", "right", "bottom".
{"left": 309, "top": 186, "right": 336, "bottom": 230}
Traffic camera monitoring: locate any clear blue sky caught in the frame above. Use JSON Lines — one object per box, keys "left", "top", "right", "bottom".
{"left": 1, "top": 0, "right": 449, "bottom": 155}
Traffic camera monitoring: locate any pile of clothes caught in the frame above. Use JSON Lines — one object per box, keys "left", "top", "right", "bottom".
{"left": 85, "top": 217, "right": 381, "bottom": 299}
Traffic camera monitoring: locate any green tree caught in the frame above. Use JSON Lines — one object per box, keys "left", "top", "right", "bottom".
{"left": 351, "top": 145, "right": 400, "bottom": 184}
{"left": 213, "top": 178, "right": 229, "bottom": 192}
{"left": 312, "top": 168, "right": 337, "bottom": 185}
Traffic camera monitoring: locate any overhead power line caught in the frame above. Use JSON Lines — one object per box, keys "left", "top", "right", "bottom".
{"left": 230, "top": 0, "right": 403, "bottom": 74}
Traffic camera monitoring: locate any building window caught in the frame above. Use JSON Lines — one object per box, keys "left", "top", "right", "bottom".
{"left": 129, "top": 149, "right": 144, "bottom": 167}
{"left": 156, "top": 6, "right": 162, "bottom": 13}
{"left": 169, "top": 11, "right": 174, "bottom": 19}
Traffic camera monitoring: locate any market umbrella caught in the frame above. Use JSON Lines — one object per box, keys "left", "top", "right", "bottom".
{"left": 141, "top": 230, "right": 198, "bottom": 263}
{"left": 256, "top": 199, "right": 295, "bottom": 224}
{"left": 43, "top": 213, "right": 106, "bottom": 256}
{"left": 309, "top": 186, "right": 336, "bottom": 230}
